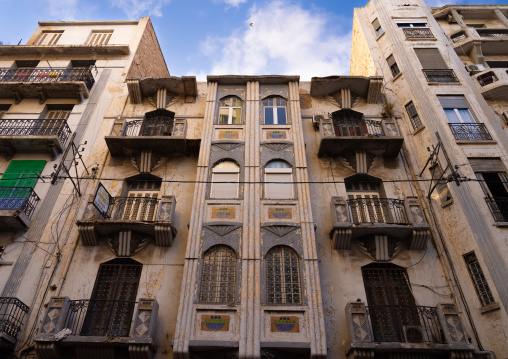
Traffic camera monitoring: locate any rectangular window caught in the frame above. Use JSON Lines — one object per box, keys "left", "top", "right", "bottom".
{"left": 471, "top": 158, "right": 508, "bottom": 222}
{"left": 405, "top": 101, "right": 423, "bottom": 130}
{"left": 387, "top": 55, "right": 400, "bottom": 77}
{"left": 372, "top": 18, "right": 383, "bottom": 36}
{"left": 34, "top": 31, "right": 63, "bottom": 45}
{"left": 486, "top": 61, "right": 508, "bottom": 68}
{"left": 86, "top": 31, "right": 113, "bottom": 46}
{"left": 466, "top": 24, "right": 486, "bottom": 28}
{"left": 395, "top": 17, "right": 428, "bottom": 27}
{"left": 415, "top": 48, "right": 448, "bottom": 69}
{"left": 463, "top": 252, "right": 495, "bottom": 307}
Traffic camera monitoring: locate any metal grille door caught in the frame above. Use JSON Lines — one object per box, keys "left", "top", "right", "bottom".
{"left": 81, "top": 258, "right": 141, "bottom": 336}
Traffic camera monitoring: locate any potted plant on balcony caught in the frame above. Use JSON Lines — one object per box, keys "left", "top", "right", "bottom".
{"left": 381, "top": 102, "right": 394, "bottom": 118}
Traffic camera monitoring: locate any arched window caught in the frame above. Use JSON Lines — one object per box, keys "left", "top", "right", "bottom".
{"left": 218, "top": 96, "right": 242, "bottom": 124}
{"left": 200, "top": 245, "right": 237, "bottom": 303}
{"left": 263, "top": 97, "right": 287, "bottom": 125}
{"left": 211, "top": 160, "right": 240, "bottom": 199}
{"left": 266, "top": 246, "right": 301, "bottom": 304}
{"left": 265, "top": 160, "right": 293, "bottom": 199}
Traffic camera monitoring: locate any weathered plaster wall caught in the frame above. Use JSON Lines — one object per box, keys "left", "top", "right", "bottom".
{"left": 350, "top": 11, "right": 378, "bottom": 77}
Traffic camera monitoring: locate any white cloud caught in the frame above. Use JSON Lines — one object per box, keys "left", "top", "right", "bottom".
{"left": 109, "top": 0, "right": 171, "bottom": 18}
{"left": 201, "top": 0, "right": 351, "bottom": 80}
{"left": 47, "top": 0, "right": 78, "bottom": 20}
{"left": 215, "top": 0, "right": 248, "bottom": 7}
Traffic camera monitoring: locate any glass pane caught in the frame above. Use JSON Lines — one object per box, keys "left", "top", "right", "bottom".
{"left": 219, "top": 108, "right": 229, "bottom": 124}
{"left": 444, "top": 109, "right": 459, "bottom": 123}
{"left": 276, "top": 98, "right": 285, "bottom": 106}
{"left": 263, "top": 98, "right": 273, "bottom": 106}
{"left": 231, "top": 97, "right": 242, "bottom": 107}
{"left": 232, "top": 108, "right": 242, "bottom": 124}
{"left": 266, "top": 160, "right": 291, "bottom": 169}
{"left": 457, "top": 109, "right": 475, "bottom": 123}
{"left": 397, "top": 24, "right": 410, "bottom": 27}
{"left": 215, "top": 160, "right": 239, "bottom": 169}
{"left": 413, "top": 23, "right": 427, "bottom": 27}
{"left": 277, "top": 108, "right": 286, "bottom": 124}
{"left": 265, "top": 107, "right": 274, "bottom": 124}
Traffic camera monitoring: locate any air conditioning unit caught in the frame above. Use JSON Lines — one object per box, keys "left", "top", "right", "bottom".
{"left": 312, "top": 113, "right": 329, "bottom": 131}
{"left": 465, "top": 64, "right": 485, "bottom": 74}
{"left": 402, "top": 326, "right": 432, "bottom": 343}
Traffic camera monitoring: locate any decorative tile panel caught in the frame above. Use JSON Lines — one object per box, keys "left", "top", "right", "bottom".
{"left": 206, "top": 203, "right": 242, "bottom": 222}
{"left": 270, "top": 316, "right": 300, "bottom": 333}
{"left": 201, "top": 315, "right": 231, "bottom": 332}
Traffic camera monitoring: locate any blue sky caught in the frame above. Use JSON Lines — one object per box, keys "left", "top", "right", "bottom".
{"left": 0, "top": 0, "right": 506, "bottom": 79}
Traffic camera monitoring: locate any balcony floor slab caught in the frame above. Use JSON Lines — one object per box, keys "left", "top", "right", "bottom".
{"left": 318, "top": 136, "right": 404, "bottom": 158}
{"left": 0, "top": 210, "right": 31, "bottom": 231}
{"left": 105, "top": 136, "right": 188, "bottom": 156}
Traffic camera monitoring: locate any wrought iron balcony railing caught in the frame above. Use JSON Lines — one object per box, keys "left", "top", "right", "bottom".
{"left": 0, "top": 187, "right": 40, "bottom": 218}
{"left": 484, "top": 197, "right": 508, "bottom": 222}
{"left": 87, "top": 196, "right": 160, "bottom": 221}
{"left": 477, "top": 29, "right": 508, "bottom": 38}
{"left": 0, "top": 68, "right": 94, "bottom": 90}
{"left": 422, "top": 69, "right": 459, "bottom": 83}
{"left": 0, "top": 297, "right": 29, "bottom": 340}
{"left": 64, "top": 299, "right": 136, "bottom": 337}
{"left": 0, "top": 119, "right": 71, "bottom": 144}
{"left": 366, "top": 305, "right": 445, "bottom": 344}
{"left": 403, "top": 28, "right": 434, "bottom": 40}
{"left": 476, "top": 72, "right": 499, "bottom": 86}
{"left": 448, "top": 123, "right": 492, "bottom": 141}
{"left": 333, "top": 119, "right": 384, "bottom": 137}
{"left": 347, "top": 198, "right": 409, "bottom": 225}
{"left": 122, "top": 117, "right": 174, "bottom": 137}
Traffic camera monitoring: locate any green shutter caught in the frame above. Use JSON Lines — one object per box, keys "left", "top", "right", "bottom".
{"left": 1, "top": 160, "right": 46, "bottom": 188}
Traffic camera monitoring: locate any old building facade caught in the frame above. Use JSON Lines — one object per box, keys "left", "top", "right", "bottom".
{"left": 0, "top": 1, "right": 506, "bottom": 359}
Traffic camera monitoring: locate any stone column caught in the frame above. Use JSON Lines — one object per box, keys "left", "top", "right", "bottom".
{"left": 450, "top": 9, "right": 467, "bottom": 29}
{"left": 494, "top": 8, "right": 508, "bottom": 28}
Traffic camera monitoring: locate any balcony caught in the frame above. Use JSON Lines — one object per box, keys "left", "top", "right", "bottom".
{"left": 422, "top": 69, "right": 459, "bottom": 83}
{"left": 0, "top": 119, "right": 71, "bottom": 157}
{"left": 0, "top": 297, "right": 29, "bottom": 352}
{"left": 318, "top": 111, "right": 403, "bottom": 158}
{"left": 330, "top": 196, "right": 431, "bottom": 251}
{"left": 77, "top": 195, "right": 177, "bottom": 256}
{"left": 345, "top": 302, "right": 474, "bottom": 358}
{"left": 105, "top": 111, "right": 188, "bottom": 160}
{"left": 477, "top": 29, "right": 508, "bottom": 39}
{"left": 403, "top": 27, "right": 435, "bottom": 40}
{"left": 450, "top": 28, "right": 508, "bottom": 56}
{"left": 473, "top": 69, "right": 508, "bottom": 100}
{"left": 448, "top": 123, "right": 492, "bottom": 141}
{"left": 0, "top": 68, "right": 94, "bottom": 103}
{"left": 0, "top": 187, "right": 40, "bottom": 230}
{"left": 35, "top": 297, "right": 157, "bottom": 359}
{"left": 484, "top": 197, "right": 508, "bottom": 223}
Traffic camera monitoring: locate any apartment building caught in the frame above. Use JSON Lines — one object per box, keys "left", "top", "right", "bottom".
{"left": 0, "top": 2, "right": 505, "bottom": 359}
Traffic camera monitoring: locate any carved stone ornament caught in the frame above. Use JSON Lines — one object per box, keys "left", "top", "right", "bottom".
{"left": 261, "top": 224, "right": 300, "bottom": 237}
{"left": 212, "top": 143, "right": 244, "bottom": 152}
{"left": 355, "top": 235, "right": 400, "bottom": 261}
{"left": 261, "top": 142, "right": 293, "bottom": 152}
{"left": 147, "top": 92, "right": 180, "bottom": 109}
{"left": 328, "top": 90, "right": 362, "bottom": 108}
{"left": 203, "top": 224, "right": 242, "bottom": 237}
{"left": 338, "top": 150, "right": 377, "bottom": 173}
{"left": 130, "top": 152, "right": 168, "bottom": 172}
{"left": 107, "top": 230, "right": 151, "bottom": 257}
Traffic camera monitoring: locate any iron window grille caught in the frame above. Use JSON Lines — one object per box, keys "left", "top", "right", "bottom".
{"left": 405, "top": 101, "right": 423, "bottom": 130}
{"left": 266, "top": 246, "right": 301, "bottom": 305}
{"left": 463, "top": 252, "right": 495, "bottom": 307}
{"left": 200, "top": 245, "right": 237, "bottom": 304}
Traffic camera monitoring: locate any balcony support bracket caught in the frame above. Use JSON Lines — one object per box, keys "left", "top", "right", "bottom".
{"left": 13, "top": 89, "right": 22, "bottom": 104}
{"left": 36, "top": 87, "right": 47, "bottom": 104}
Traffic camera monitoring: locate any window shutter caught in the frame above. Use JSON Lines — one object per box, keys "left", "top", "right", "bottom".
{"left": 386, "top": 55, "right": 396, "bottom": 67}
{"left": 372, "top": 18, "right": 381, "bottom": 29}
{"left": 468, "top": 158, "right": 506, "bottom": 172}
{"left": 265, "top": 173, "right": 292, "bottom": 199}
{"left": 1, "top": 160, "right": 46, "bottom": 188}
{"left": 437, "top": 95, "right": 469, "bottom": 109}
{"left": 211, "top": 173, "right": 239, "bottom": 199}
{"left": 415, "top": 48, "right": 448, "bottom": 69}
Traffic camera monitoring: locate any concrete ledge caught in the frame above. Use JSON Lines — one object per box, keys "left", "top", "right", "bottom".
{"left": 455, "top": 140, "right": 497, "bottom": 145}
{"left": 480, "top": 302, "right": 500, "bottom": 314}
{"left": 260, "top": 341, "right": 310, "bottom": 349}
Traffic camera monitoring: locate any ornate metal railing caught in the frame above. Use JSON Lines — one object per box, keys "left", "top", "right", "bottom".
{"left": 64, "top": 299, "right": 136, "bottom": 337}
{"left": 0, "top": 297, "right": 29, "bottom": 340}
{"left": 0, "top": 68, "right": 94, "bottom": 90}
{"left": 422, "top": 69, "right": 459, "bottom": 83}
{"left": 333, "top": 119, "right": 384, "bottom": 137}
{"left": 484, "top": 197, "right": 508, "bottom": 222}
{"left": 347, "top": 198, "right": 409, "bottom": 224}
{"left": 477, "top": 29, "right": 508, "bottom": 38}
{"left": 448, "top": 123, "right": 492, "bottom": 141}
{"left": 451, "top": 31, "right": 468, "bottom": 43}
{"left": 89, "top": 196, "right": 160, "bottom": 221}
{"left": 403, "top": 27, "right": 434, "bottom": 39}
{"left": 476, "top": 72, "right": 498, "bottom": 86}
{"left": 0, "top": 187, "right": 40, "bottom": 218}
{"left": 0, "top": 119, "right": 72, "bottom": 144}
{"left": 122, "top": 117, "right": 174, "bottom": 137}
{"left": 366, "top": 305, "right": 445, "bottom": 343}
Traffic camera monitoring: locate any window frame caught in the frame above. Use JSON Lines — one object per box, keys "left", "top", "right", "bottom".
{"left": 463, "top": 251, "right": 495, "bottom": 307}
{"left": 199, "top": 245, "right": 237, "bottom": 304}
{"left": 264, "top": 160, "right": 293, "bottom": 199}
{"left": 404, "top": 101, "right": 423, "bottom": 131}
{"left": 210, "top": 160, "right": 240, "bottom": 199}
{"left": 265, "top": 246, "right": 302, "bottom": 305}
{"left": 218, "top": 96, "right": 242, "bottom": 125}
{"left": 386, "top": 55, "right": 400, "bottom": 78}
{"left": 372, "top": 18, "right": 384, "bottom": 37}
{"left": 263, "top": 97, "right": 287, "bottom": 125}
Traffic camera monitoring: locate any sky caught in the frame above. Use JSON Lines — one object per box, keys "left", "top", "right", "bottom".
{"left": 0, "top": 0, "right": 507, "bottom": 80}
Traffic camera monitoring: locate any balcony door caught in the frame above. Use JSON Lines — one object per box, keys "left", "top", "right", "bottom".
{"left": 362, "top": 263, "right": 419, "bottom": 342}
{"left": 346, "top": 181, "right": 388, "bottom": 223}
{"left": 81, "top": 258, "right": 142, "bottom": 337}
{"left": 0, "top": 160, "right": 45, "bottom": 207}
{"left": 476, "top": 171, "right": 508, "bottom": 222}
{"left": 122, "top": 179, "right": 161, "bottom": 221}
{"left": 39, "top": 107, "right": 71, "bottom": 136}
